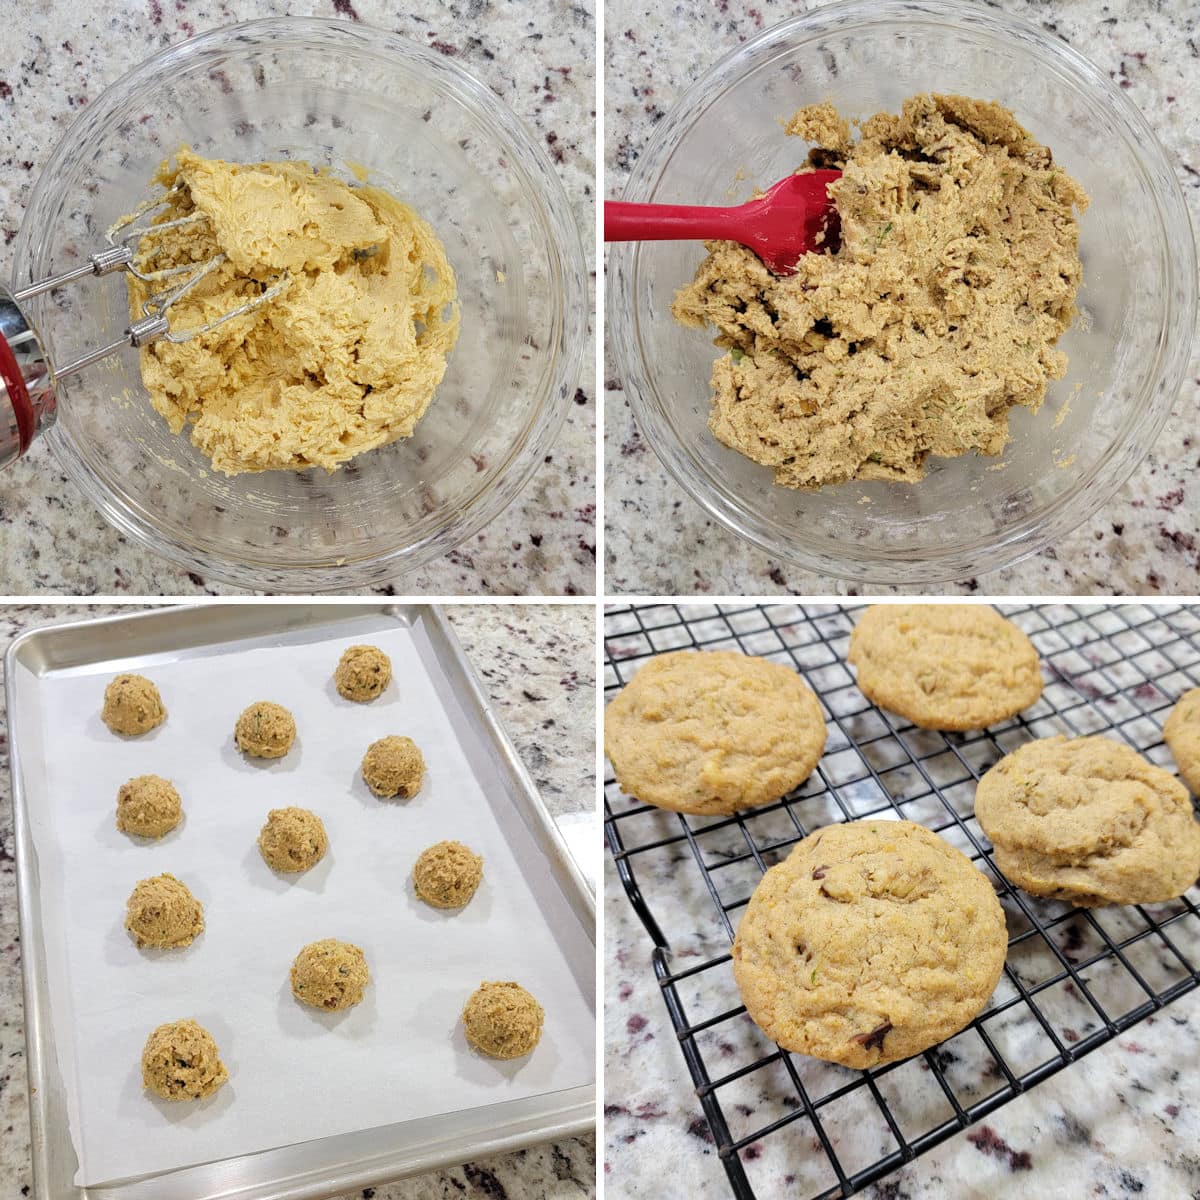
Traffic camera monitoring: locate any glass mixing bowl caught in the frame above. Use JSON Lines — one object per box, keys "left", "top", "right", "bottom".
{"left": 14, "top": 17, "right": 585, "bottom": 591}
{"left": 608, "top": 0, "right": 1196, "bottom": 585}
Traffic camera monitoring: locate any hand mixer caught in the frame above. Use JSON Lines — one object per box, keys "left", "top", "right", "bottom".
{"left": 0, "top": 186, "right": 289, "bottom": 470}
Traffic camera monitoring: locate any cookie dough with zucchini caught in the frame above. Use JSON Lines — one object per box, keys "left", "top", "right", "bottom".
{"left": 673, "top": 94, "right": 1088, "bottom": 489}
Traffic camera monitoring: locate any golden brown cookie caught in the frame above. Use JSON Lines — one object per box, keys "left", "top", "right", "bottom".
{"left": 975, "top": 735, "right": 1200, "bottom": 906}
{"left": 732, "top": 820, "right": 1006, "bottom": 1068}
{"left": 848, "top": 604, "right": 1042, "bottom": 731}
{"left": 1165, "top": 688, "right": 1200, "bottom": 795}
{"left": 461, "top": 981, "right": 544, "bottom": 1059}
{"left": 413, "top": 840, "right": 483, "bottom": 908}
{"left": 102, "top": 674, "right": 166, "bottom": 736}
{"left": 235, "top": 701, "right": 297, "bottom": 759}
{"left": 604, "top": 649, "right": 827, "bottom": 815}
{"left": 335, "top": 644, "right": 393, "bottom": 702}
{"left": 361, "top": 735, "right": 425, "bottom": 798}
{"left": 258, "top": 807, "right": 328, "bottom": 873}
{"left": 125, "top": 873, "right": 204, "bottom": 949}
{"left": 290, "top": 939, "right": 369, "bottom": 1010}
{"left": 142, "top": 1019, "right": 227, "bottom": 1101}
{"left": 116, "top": 775, "right": 182, "bottom": 839}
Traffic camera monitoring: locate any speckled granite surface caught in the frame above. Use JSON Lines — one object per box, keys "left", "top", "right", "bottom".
{"left": 0, "top": 602, "right": 596, "bottom": 1199}
{"left": 0, "top": 0, "right": 595, "bottom": 597}
{"left": 604, "top": 0, "right": 1200, "bottom": 597}
{"left": 603, "top": 602, "right": 1200, "bottom": 1199}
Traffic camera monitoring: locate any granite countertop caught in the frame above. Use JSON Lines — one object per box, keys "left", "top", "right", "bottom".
{"left": 603, "top": 0, "right": 1200, "bottom": 597}
{"left": 0, "top": 0, "right": 595, "bottom": 597}
{"left": 603, "top": 602, "right": 1200, "bottom": 1199}
{"left": 0, "top": 602, "right": 596, "bottom": 1199}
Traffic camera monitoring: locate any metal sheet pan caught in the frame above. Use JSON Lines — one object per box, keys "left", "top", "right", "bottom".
{"left": 5, "top": 603, "right": 595, "bottom": 1200}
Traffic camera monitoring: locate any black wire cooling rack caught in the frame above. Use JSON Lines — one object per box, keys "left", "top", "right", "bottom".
{"left": 604, "top": 602, "right": 1200, "bottom": 1200}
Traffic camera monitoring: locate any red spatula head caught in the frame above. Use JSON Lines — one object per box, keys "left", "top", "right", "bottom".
{"left": 603, "top": 169, "right": 842, "bottom": 275}
{"left": 737, "top": 171, "right": 843, "bottom": 275}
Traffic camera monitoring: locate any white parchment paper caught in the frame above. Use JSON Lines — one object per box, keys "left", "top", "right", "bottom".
{"left": 18, "top": 612, "right": 595, "bottom": 1186}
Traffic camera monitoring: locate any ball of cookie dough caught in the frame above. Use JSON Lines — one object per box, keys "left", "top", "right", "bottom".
{"left": 141, "top": 1019, "right": 228, "bottom": 1101}
{"left": 413, "top": 840, "right": 483, "bottom": 908}
{"left": 258, "top": 807, "right": 328, "bottom": 873}
{"left": 361, "top": 735, "right": 424, "bottom": 798}
{"left": 290, "top": 939, "right": 369, "bottom": 1010}
{"left": 462, "top": 981, "right": 544, "bottom": 1059}
{"left": 235, "top": 701, "right": 297, "bottom": 759}
{"left": 116, "top": 774, "right": 182, "bottom": 839}
{"left": 125, "top": 873, "right": 204, "bottom": 949}
{"left": 102, "top": 673, "right": 166, "bottom": 736}
{"left": 335, "top": 644, "right": 393, "bottom": 702}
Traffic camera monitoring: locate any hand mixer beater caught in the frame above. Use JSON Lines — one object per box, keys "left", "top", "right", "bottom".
{"left": 0, "top": 186, "right": 289, "bottom": 469}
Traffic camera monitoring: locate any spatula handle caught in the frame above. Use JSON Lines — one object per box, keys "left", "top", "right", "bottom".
{"left": 604, "top": 200, "right": 752, "bottom": 244}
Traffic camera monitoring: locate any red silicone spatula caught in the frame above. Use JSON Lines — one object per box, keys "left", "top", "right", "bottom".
{"left": 604, "top": 169, "right": 842, "bottom": 276}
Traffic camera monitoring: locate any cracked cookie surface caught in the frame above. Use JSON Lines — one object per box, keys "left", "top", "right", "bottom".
{"left": 604, "top": 649, "right": 826, "bottom": 815}
{"left": 848, "top": 603, "right": 1042, "bottom": 731}
{"left": 671, "top": 94, "right": 1087, "bottom": 489}
{"left": 1165, "top": 688, "right": 1200, "bottom": 795}
{"left": 975, "top": 735, "right": 1200, "bottom": 906}
{"left": 732, "top": 820, "right": 1006, "bottom": 1068}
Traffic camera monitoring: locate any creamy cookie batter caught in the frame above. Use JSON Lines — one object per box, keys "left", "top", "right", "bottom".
{"left": 672, "top": 94, "right": 1088, "bottom": 488}
{"left": 116, "top": 774, "right": 182, "bottom": 839}
{"left": 141, "top": 1019, "right": 227, "bottom": 1101}
{"left": 128, "top": 149, "right": 459, "bottom": 476}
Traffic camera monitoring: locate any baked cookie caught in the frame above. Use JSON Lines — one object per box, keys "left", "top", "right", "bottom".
{"left": 975, "top": 735, "right": 1200, "bottom": 906}
{"left": 732, "top": 820, "right": 1006, "bottom": 1068}
{"left": 1165, "top": 688, "right": 1200, "bottom": 795}
{"left": 848, "top": 604, "right": 1042, "bottom": 731}
{"left": 604, "top": 650, "right": 827, "bottom": 815}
